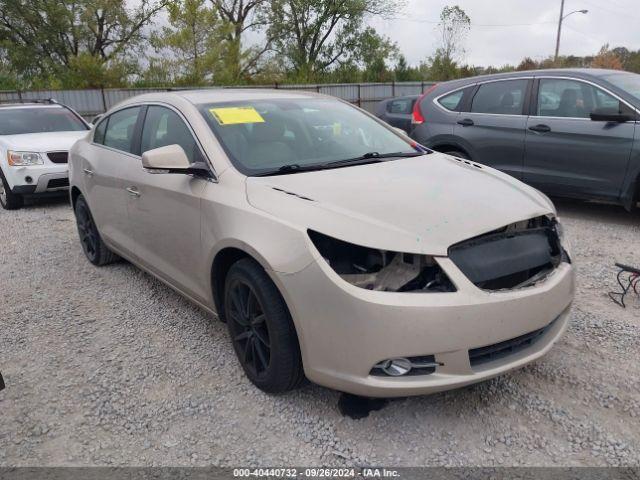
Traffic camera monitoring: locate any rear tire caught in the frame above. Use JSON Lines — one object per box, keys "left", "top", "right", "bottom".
{"left": 0, "top": 169, "right": 24, "bottom": 210}
{"left": 442, "top": 150, "right": 470, "bottom": 160}
{"left": 74, "top": 194, "right": 119, "bottom": 266}
{"left": 224, "top": 258, "right": 304, "bottom": 393}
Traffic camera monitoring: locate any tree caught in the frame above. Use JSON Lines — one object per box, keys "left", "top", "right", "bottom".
{"left": 268, "top": 0, "right": 399, "bottom": 81}
{"left": 358, "top": 27, "right": 398, "bottom": 82}
{"left": 394, "top": 54, "right": 410, "bottom": 81}
{"left": 418, "top": 5, "right": 470, "bottom": 81}
{"left": 591, "top": 44, "right": 623, "bottom": 70}
{"left": 516, "top": 57, "right": 538, "bottom": 71}
{"left": 149, "top": 0, "right": 228, "bottom": 85}
{"left": 0, "top": 0, "right": 166, "bottom": 87}
{"left": 437, "top": 5, "right": 470, "bottom": 65}
{"left": 211, "top": 0, "right": 272, "bottom": 81}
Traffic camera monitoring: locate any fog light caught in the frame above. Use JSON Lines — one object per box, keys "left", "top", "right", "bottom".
{"left": 25, "top": 176, "right": 33, "bottom": 184}
{"left": 371, "top": 355, "right": 442, "bottom": 377}
{"left": 378, "top": 358, "right": 412, "bottom": 376}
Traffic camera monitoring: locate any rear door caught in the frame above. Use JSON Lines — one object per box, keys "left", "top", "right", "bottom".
{"left": 383, "top": 97, "right": 416, "bottom": 133}
{"left": 454, "top": 78, "right": 531, "bottom": 178}
{"left": 83, "top": 106, "right": 142, "bottom": 258}
{"left": 126, "top": 104, "right": 210, "bottom": 303}
{"left": 523, "top": 77, "right": 636, "bottom": 199}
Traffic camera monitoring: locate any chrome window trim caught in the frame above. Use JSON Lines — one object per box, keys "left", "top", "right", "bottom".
{"left": 92, "top": 101, "right": 218, "bottom": 181}
{"left": 432, "top": 85, "right": 475, "bottom": 113}
{"left": 433, "top": 77, "right": 533, "bottom": 115}
{"left": 534, "top": 75, "right": 640, "bottom": 120}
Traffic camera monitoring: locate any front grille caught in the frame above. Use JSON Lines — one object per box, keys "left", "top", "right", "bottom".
{"left": 47, "top": 151, "right": 68, "bottom": 164}
{"left": 47, "top": 178, "right": 69, "bottom": 189}
{"left": 449, "top": 216, "right": 563, "bottom": 291}
{"left": 469, "top": 318, "right": 557, "bottom": 367}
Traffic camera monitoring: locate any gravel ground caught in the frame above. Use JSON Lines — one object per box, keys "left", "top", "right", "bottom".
{"left": 1, "top": 195, "right": 639, "bottom": 467}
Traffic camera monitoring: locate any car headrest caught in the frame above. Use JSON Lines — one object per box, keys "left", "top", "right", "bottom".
{"left": 500, "top": 92, "right": 514, "bottom": 107}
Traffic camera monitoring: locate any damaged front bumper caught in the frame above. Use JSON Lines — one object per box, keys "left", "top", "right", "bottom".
{"left": 275, "top": 243, "right": 574, "bottom": 397}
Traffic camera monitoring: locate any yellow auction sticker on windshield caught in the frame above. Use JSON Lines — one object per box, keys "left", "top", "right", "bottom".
{"left": 210, "top": 107, "right": 265, "bottom": 125}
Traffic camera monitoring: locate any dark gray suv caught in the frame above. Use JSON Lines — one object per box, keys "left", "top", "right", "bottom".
{"left": 410, "top": 69, "right": 640, "bottom": 210}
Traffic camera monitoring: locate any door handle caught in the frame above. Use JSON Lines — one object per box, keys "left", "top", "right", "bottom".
{"left": 83, "top": 168, "right": 94, "bottom": 177}
{"left": 457, "top": 118, "right": 474, "bottom": 126}
{"left": 125, "top": 186, "right": 141, "bottom": 197}
{"left": 529, "top": 124, "right": 551, "bottom": 133}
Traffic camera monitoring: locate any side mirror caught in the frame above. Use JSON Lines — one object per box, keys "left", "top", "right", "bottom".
{"left": 142, "top": 144, "right": 212, "bottom": 178}
{"left": 590, "top": 107, "right": 634, "bottom": 123}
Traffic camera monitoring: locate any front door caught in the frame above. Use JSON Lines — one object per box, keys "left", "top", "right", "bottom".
{"left": 454, "top": 78, "right": 530, "bottom": 179}
{"left": 523, "top": 77, "right": 636, "bottom": 200}
{"left": 126, "top": 105, "right": 210, "bottom": 303}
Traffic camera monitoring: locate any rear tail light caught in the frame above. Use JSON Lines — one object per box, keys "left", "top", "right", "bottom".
{"left": 411, "top": 83, "right": 439, "bottom": 125}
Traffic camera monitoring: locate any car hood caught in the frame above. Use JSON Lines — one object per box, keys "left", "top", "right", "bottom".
{"left": 246, "top": 154, "right": 554, "bottom": 256}
{"left": 0, "top": 131, "right": 89, "bottom": 152}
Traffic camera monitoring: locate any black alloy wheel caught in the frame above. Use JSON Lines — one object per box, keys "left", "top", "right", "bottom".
{"left": 227, "top": 279, "right": 271, "bottom": 378}
{"left": 223, "top": 258, "right": 304, "bottom": 393}
{"left": 75, "top": 199, "right": 99, "bottom": 262}
{"left": 73, "top": 195, "right": 119, "bottom": 266}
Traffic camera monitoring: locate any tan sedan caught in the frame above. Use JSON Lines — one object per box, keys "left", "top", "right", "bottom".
{"left": 69, "top": 90, "right": 574, "bottom": 397}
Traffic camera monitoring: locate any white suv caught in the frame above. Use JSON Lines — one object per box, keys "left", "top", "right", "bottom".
{"left": 0, "top": 101, "right": 90, "bottom": 210}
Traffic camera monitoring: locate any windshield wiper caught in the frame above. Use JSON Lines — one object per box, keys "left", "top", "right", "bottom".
{"left": 256, "top": 163, "right": 327, "bottom": 176}
{"left": 257, "top": 151, "right": 427, "bottom": 176}
{"left": 323, "top": 151, "right": 426, "bottom": 168}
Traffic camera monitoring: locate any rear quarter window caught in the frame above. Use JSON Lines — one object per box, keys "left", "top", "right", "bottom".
{"left": 437, "top": 90, "right": 465, "bottom": 111}
{"left": 386, "top": 98, "right": 414, "bottom": 114}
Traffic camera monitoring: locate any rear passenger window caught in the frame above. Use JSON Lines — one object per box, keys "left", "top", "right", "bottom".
{"left": 103, "top": 107, "right": 141, "bottom": 154}
{"left": 387, "top": 99, "right": 414, "bottom": 114}
{"left": 471, "top": 80, "right": 528, "bottom": 115}
{"left": 141, "top": 106, "right": 203, "bottom": 163}
{"left": 438, "top": 90, "right": 465, "bottom": 111}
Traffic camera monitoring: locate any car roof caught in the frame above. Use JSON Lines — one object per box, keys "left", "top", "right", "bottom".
{"left": 437, "top": 68, "right": 630, "bottom": 86}
{"left": 0, "top": 103, "right": 64, "bottom": 109}
{"left": 117, "top": 88, "right": 330, "bottom": 108}
{"left": 428, "top": 68, "right": 640, "bottom": 107}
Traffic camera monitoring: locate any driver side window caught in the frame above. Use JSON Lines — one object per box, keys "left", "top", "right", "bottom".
{"left": 141, "top": 106, "right": 203, "bottom": 163}
{"left": 537, "top": 78, "right": 623, "bottom": 118}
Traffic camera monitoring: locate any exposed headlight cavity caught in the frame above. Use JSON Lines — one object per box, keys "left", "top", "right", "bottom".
{"left": 308, "top": 230, "right": 455, "bottom": 292}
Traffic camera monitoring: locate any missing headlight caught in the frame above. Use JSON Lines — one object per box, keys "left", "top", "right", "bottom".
{"left": 308, "top": 230, "right": 455, "bottom": 292}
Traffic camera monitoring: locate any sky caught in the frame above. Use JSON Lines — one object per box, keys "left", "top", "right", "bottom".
{"left": 369, "top": 0, "right": 640, "bottom": 67}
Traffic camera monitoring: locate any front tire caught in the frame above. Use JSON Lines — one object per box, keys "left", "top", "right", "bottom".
{"left": 224, "top": 258, "right": 304, "bottom": 393}
{"left": 0, "top": 169, "right": 24, "bottom": 210}
{"left": 74, "top": 194, "right": 119, "bottom": 266}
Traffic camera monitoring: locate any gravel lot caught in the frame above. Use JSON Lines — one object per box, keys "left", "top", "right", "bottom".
{"left": 1, "top": 195, "right": 639, "bottom": 467}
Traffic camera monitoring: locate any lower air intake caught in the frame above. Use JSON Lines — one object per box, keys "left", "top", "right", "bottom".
{"left": 469, "top": 317, "right": 557, "bottom": 367}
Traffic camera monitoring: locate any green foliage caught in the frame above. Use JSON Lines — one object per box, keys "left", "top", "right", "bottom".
{"left": 0, "top": 0, "right": 166, "bottom": 88}
{"left": 2, "top": 0, "right": 640, "bottom": 91}
{"left": 267, "top": 0, "right": 399, "bottom": 81}
{"left": 147, "top": 0, "right": 229, "bottom": 86}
